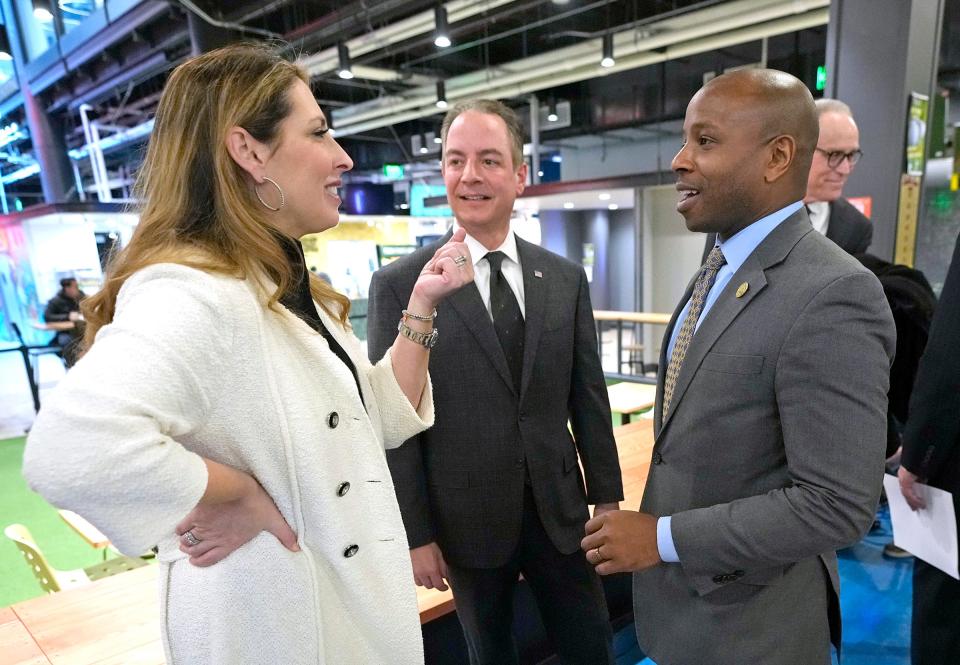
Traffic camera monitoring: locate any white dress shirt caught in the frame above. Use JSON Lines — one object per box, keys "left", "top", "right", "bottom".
{"left": 806, "top": 200, "right": 830, "bottom": 237}
{"left": 456, "top": 223, "right": 526, "bottom": 319}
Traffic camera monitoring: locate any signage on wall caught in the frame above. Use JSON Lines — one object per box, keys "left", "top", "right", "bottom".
{"left": 895, "top": 174, "right": 921, "bottom": 268}
{"left": 382, "top": 164, "right": 405, "bottom": 180}
{"left": 905, "top": 92, "right": 929, "bottom": 176}
{"left": 815, "top": 65, "right": 827, "bottom": 92}
{"left": 846, "top": 196, "right": 872, "bottom": 218}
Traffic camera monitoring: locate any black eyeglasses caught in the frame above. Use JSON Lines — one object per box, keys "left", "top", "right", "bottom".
{"left": 815, "top": 147, "right": 863, "bottom": 169}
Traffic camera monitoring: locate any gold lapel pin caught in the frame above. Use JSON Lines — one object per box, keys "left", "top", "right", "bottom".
{"left": 736, "top": 282, "right": 749, "bottom": 298}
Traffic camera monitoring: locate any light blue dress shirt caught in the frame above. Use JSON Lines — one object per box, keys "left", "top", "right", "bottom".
{"left": 657, "top": 201, "right": 803, "bottom": 563}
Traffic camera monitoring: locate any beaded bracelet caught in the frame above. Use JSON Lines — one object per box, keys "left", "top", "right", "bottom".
{"left": 402, "top": 307, "right": 438, "bottom": 321}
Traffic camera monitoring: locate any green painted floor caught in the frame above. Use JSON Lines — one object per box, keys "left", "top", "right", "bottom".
{"left": 0, "top": 436, "right": 106, "bottom": 607}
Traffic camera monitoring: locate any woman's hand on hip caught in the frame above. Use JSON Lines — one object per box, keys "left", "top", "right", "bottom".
{"left": 175, "top": 473, "right": 299, "bottom": 567}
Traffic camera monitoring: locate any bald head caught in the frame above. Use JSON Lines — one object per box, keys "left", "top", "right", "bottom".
{"left": 672, "top": 69, "right": 819, "bottom": 238}
{"left": 702, "top": 69, "right": 819, "bottom": 187}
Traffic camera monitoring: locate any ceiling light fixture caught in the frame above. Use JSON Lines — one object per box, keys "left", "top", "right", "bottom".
{"left": 419, "top": 134, "right": 430, "bottom": 154}
{"left": 434, "top": 6, "right": 451, "bottom": 48}
{"left": 563, "top": 202, "right": 574, "bottom": 209}
{"left": 0, "top": 29, "right": 12, "bottom": 61}
{"left": 600, "top": 33, "right": 615, "bottom": 68}
{"left": 547, "top": 98, "right": 558, "bottom": 123}
{"left": 33, "top": 6, "right": 53, "bottom": 22}
{"left": 337, "top": 42, "right": 354, "bottom": 79}
{"left": 598, "top": 192, "right": 611, "bottom": 200}
{"left": 435, "top": 80, "right": 448, "bottom": 109}
{"left": 608, "top": 203, "right": 619, "bottom": 210}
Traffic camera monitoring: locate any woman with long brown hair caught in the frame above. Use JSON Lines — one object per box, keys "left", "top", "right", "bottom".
{"left": 23, "top": 43, "right": 472, "bottom": 664}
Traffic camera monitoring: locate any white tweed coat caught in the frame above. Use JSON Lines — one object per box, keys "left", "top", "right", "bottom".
{"left": 23, "top": 263, "right": 434, "bottom": 664}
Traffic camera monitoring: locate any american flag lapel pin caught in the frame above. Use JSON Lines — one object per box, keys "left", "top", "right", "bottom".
{"left": 534, "top": 270, "right": 543, "bottom": 278}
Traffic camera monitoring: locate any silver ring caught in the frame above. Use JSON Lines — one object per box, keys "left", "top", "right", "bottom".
{"left": 183, "top": 530, "right": 201, "bottom": 547}
{"left": 453, "top": 255, "right": 467, "bottom": 267}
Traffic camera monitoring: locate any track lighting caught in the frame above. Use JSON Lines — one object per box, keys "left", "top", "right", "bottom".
{"left": 434, "top": 6, "right": 451, "bottom": 48}
{"left": 600, "top": 33, "right": 615, "bottom": 68}
{"left": 435, "top": 80, "right": 448, "bottom": 109}
{"left": 337, "top": 42, "right": 353, "bottom": 79}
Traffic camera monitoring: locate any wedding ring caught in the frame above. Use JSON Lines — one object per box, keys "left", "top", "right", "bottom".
{"left": 594, "top": 547, "right": 603, "bottom": 561}
{"left": 453, "top": 255, "right": 467, "bottom": 267}
{"left": 183, "top": 530, "right": 201, "bottom": 547}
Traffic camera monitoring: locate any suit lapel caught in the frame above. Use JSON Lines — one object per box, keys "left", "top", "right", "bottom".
{"left": 825, "top": 201, "right": 847, "bottom": 247}
{"left": 516, "top": 238, "right": 546, "bottom": 398}
{"left": 657, "top": 209, "right": 812, "bottom": 435}
{"left": 447, "top": 277, "right": 518, "bottom": 395}
{"left": 654, "top": 274, "right": 697, "bottom": 436}
{"left": 658, "top": 256, "right": 768, "bottom": 433}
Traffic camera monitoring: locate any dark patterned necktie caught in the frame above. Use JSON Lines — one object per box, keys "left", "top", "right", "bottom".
{"left": 662, "top": 245, "right": 726, "bottom": 416}
{"left": 485, "top": 251, "right": 524, "bottom": 393}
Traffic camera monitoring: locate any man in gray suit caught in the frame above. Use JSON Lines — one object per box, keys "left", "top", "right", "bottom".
{"left": 581, "top": 70, "right": 895, "bottom": 664}
{"left": 368, "top": 99, "right": 623, "bottom": 665}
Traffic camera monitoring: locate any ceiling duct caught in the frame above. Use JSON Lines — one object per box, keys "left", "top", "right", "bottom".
{"left": 298, "top": 0, "right": 518, "bottom": 78}
{"left": 331, "top": 0, "right": 829, "bottom": 136}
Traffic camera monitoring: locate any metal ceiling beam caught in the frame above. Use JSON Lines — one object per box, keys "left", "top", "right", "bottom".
{"left": 297, "top": 0, "right": 519, "bottom": 78}
{"left": 331, "top": 0, "right": 829, "bottom": 136}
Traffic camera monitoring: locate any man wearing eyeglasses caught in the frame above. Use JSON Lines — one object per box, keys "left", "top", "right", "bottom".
{"left": 702, "top": 98, "right": 871, "bottom": 260}
{"left": 803, "top": 98, "right": 872, "bottom": 255}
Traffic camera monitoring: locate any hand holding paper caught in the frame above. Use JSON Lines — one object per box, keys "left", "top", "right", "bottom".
{"left": 883, "top": 473, "right": 958, "bottom": 580}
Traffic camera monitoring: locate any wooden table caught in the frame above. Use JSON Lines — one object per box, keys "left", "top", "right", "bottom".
{"left": 1, "top": 421, "right": 655, "bottom": 665}
{"left": 29, "top": 321, "right": 77, "bottom": 333}
{"left": 606, "top": 382, "right": 657, "bottom": 425}
{"left": 593, "top": 311, "right": 672, "bottom": 325}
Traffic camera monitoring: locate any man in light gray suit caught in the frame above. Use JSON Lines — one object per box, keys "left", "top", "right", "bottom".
{"left": 368, "top": 99, "right": 623, "bottom": 665}
{"left": 581, "top": 69, "right": 895, "bottom": 664}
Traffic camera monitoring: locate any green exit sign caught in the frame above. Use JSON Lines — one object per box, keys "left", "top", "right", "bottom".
{"left": 383, "top": 163, "right": 404, "bottom": 179}
{"left": 816, "top": 65, "right": 827, "bottom": 91}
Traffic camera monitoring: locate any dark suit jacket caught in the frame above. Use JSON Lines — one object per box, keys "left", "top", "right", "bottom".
{"left": 901, "top": 231, "right": 960, "bottom": 495}
{"left": 367, "top": 232, "right": 623, "bottom": 568}
{"left": 827, "top": 197, "right": 873, "bottom": 255}
{"left": 635, "top": 210, "right": 895, "bottom": 664}
{"left": 702, "top": 196, "right": 873, "bottom": 262}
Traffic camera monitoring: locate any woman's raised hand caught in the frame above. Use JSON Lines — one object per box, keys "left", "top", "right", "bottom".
{"left": 411, "top": 228, "right": 474, "bottom": 307}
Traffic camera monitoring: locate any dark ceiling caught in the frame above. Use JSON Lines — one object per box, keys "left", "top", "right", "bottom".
{"left": 2, "top": 0, "right": 957, "bottom": 203}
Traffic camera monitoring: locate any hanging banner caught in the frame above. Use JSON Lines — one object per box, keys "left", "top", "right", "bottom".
{"left": 895, "top": 174, "right": 922, "bottom": 267}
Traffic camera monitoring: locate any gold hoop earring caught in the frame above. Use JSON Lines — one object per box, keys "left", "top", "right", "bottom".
{"left": 255, "top": 177, "right": 285, "bottom": 211}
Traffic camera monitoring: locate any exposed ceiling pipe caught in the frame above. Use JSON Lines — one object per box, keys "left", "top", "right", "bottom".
{"left": 298, "top": 0, "right": 518, "bottom": 77}
{"left": 333, "top": 0, "right": 829, "bottom": 131}
{"left": 333, "top": 6, "right": 829, "bottom": 137}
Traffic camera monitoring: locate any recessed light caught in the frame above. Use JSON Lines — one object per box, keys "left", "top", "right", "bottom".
{"left": 608, "top": 203, "right": 619, "bottom": 210}
{"left": 598, "top": 193, "right": 611, "bottom": 201}
{"left": 563, "top": 202, "right": 575, "bottom": 209}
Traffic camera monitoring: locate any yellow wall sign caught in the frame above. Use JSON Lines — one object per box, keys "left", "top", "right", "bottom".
{"left": 895, "top": 174, "right": 922, "bottom": 267}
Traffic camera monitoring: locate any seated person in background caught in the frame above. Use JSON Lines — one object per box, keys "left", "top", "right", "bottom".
{"left": 43, "top": 277, "right": 85, "bottom": 366}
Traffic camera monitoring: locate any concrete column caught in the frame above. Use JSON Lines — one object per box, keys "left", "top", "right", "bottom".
{"left": 824, "top": 0, "right": 946, "bottom": 260}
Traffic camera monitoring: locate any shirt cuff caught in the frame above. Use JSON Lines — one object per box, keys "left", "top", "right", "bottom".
{"left": 657, "top": 515, "right": 680, "bottom": 563}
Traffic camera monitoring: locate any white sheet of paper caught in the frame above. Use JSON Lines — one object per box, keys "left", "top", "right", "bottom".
{"left": 883, "top": 473, "right": 958, "bottom": 580}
